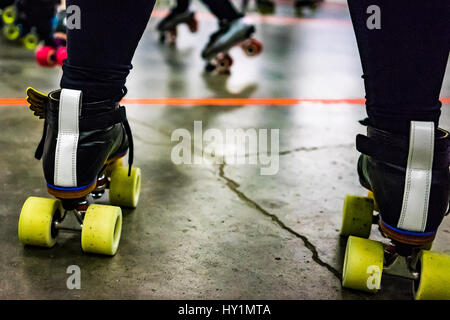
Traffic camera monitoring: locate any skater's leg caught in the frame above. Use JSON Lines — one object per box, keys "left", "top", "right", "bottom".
{"left": 201, "top": 0, "right": 242, "bottom": 21}
{"left": 60, "top": 0, "right": 156, "bottom": 102}
{"left": 348, "top": 0, "right": 450, "bottom": 135}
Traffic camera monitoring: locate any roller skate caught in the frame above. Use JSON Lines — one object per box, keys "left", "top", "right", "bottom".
{"left": 201, "top": 18, "right": 263, "bottom": 75}
{"left": 18, "top": 88, "right": 141, "bottom": 256}
{"left": 156, "top": 9, "right": 198, "bottom": 45}
{"left": 340, "top": 121, "right": 450, "bottom": 299}
{"left": 36, "top": 9, "right": 67, "bottom": 67}
{"left": 256, "top": 0, "right": 275, "bottom": 15}
{"left": 2, "top": 0, "right": 57, "bottom": 50}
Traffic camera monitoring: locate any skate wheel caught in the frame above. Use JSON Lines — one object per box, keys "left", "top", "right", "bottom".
{"left": 215, "top": 54, "right": 233, "bottom": 74}
{"left": 414, "top": 250, "right": 450, "bottom": 300}
{"left": 257, "top": 2, "right": 275, "bottom": 15}
{"left": 2, "top": 6, "right": 16, "bottom": 25}
{"left": 105, "top": 157, "right": 124, "bottom": 177}
{"left": 23, "top": 33, "right": 39, "bottom": 50}
{"left": 81, "top": 204, "right": 122, "bottom": 256}
{"left": 18, "top": 197, "right": 62, "bottom": 248}
{"left": 340, "top": 195, "right": 374, "bottom": 238}
{"left": 342, "top": 236, "right": 384, "bottom": 293}
{"left": 167, "top": 28, "right": 177, "bottom": 45}
{"left": 109, "top": 166, "right": 141, "bottom": 208}
{"left": 3, "top": 24, "right": 20, "bottom": 40}
{"left": 241, "top": 39, "right": 263, "bottom": 57}
{"left": 55, "top": 46, "right": 67, "bottom": 66}
{"left": 36, "top": 46, "right": 56, "bottom": 67}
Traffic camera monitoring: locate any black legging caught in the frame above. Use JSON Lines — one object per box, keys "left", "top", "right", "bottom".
{"left": 172, "top": 0, "right": 241, "bottom": 21}
{"left": 347, "top": 0, "right": 450, "bottom": 135}
{"left": 60, "top": 0, "right": 156, "bottom": 102}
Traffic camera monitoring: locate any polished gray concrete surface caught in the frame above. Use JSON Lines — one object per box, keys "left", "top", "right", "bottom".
{"left": 1, "top": 1, "right": 450, "bottom": 300}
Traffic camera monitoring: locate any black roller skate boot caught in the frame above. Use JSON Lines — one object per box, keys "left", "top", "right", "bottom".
{"left": 18, "top": 88, "right": 141, "bottom": 256}
{"left": 341, "top": 121, "right": 450, "bottom": 299}
{"left": 201, "top": 17, "right": 262, "bottom": 74}
{"left": 156, "top": 8, "right": 198, "bottom": 44}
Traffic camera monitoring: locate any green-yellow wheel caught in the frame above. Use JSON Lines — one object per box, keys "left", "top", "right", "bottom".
{"left": 109, "top": 166, "right": 141, "bottom": 208}
{"left": 342, "top": 236, "right": 384, "bottom": 293}
{"left": 3, "top": 24, "right": 20, "bottom": 40}
{"left": 414, "top": 250, "right": 450, "bottom": 300}
{"left": 23, "top": 32, "right": 39, "bottom": 50}
{"left": 2, "top": 6, "right": 16, "bottom": 24}
{"left": 18, "top": 197, "right": 62, "bottom": 248}
{"left": 81, "top": 204, "right": 122, "bottom": 256}
{"left": 340, "top": 195, "right": 374, "bottom": 238}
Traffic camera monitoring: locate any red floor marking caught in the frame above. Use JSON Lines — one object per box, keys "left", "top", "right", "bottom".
{"left": 2, "top": 98, "right": 449, "bottom": 106}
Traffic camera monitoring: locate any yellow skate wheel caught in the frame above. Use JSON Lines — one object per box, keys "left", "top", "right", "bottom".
{"left": 23, "top": 32, "right": 39, "bottom": 50}
{"left": 109, "top": 166, "right": 141, "bottom": 208}
{"left": 342, "top": 236, "right": 384, "bottom": 293}
{"left": 2, "top": 6, "right": 16, "bottom": 24}
{"left": 414, "top": 250, "right": 450, "bottom": 300}
{"left": 18, "top": 197, "right": 62, "bottom": 248}
{"left": 3, "top": 24, "right": 20, "bottom": 40}
{"left": 81, "top": 204, "right": 122, "bottom": 256}
{"left": 340, "top": 195, "right": 374, "bottom": 238}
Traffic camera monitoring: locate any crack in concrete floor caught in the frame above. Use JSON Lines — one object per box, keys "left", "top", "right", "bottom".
{"left": 217, "top": 162, "right": 342, "bottom": 280}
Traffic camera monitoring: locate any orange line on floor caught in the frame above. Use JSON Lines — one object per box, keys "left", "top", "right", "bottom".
{"left": 2, "top": 97, "right": 450, "bottom": 106}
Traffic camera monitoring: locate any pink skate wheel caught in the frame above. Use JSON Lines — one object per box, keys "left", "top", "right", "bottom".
{"left": 36, "top": 46, "right": 56, "bottom": 67}
{"left": 56, "top": 47, "right": 67, "bottom": 66}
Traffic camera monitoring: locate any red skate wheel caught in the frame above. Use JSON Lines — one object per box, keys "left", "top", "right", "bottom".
{"left": 242, "top": 39, "right": 263, "bottom": 57}
{"left": 36, "top": 46, "right": 56, "bottom": 67}
{"left": 56, "top": 46, "right": 67, "bottom": 66}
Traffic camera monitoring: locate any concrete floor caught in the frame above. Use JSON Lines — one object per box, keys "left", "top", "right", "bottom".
{"left": 1, "top": 1, "right": 450, "bottom": 300}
